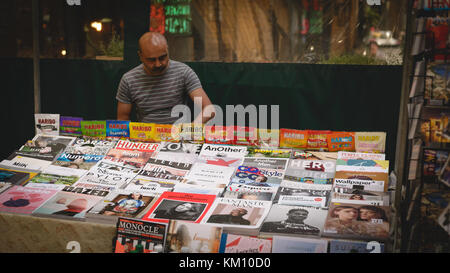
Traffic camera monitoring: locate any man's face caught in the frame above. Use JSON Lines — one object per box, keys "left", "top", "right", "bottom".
{"left": 230, "top": 208, "right": 247, "bottom": 217}
{"left": 139, "top": 44, "right": 169, "bottom": 76}
{"left": 287, "top": 210, "right": 308, "bottom": 222}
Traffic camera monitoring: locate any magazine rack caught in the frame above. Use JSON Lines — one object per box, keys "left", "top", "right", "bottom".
{"left": 399, "top": 1, "right": 450, "bottom": 252}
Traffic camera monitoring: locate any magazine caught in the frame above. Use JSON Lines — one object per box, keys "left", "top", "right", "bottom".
{"left": 230, "top": 157, "right": 288, "bottom": 188}
{"left": 218, "top": 233, "right": 272, "bottom": 253}
{"left": 183, "top": 163, "right": 236, "bottom": 189}
{"left": 0, "top": 185, "right": 60, "bottom": 215}
{"left": 86, "top": 189, "right": 159, "bottom": 224}
{"left": 52, "top": 152, "right": 104, "bottom": 170}
{"left": 114, "top": 217, "right": 168, "bottom": 253}
{"left": 437, "top": 203, "right": 450, "bottom": 236}
{"left": 141, "top": 191, "right": 217, "bottom": 224}
{"left": 271, "top": 236, "right": 328, "bottom": 253}
{"left": 245, "top": 146, "right": 292, "bottom": 158}
{"left": 165, "top": 220, "right": 222, "bottom": 253}
{"left": 329, "top": 239, "right": 385, "bottom": 253}
{"left": 283, "top": 159, "right": 336, "bottom": 184}
{"left": 330, "top": 191, "right": 389, "bottom": 206}
{"left": 323, "top": 202, "right": 391, "bottom": 241}
{"left": 272, "top": 181, "right": 332, "bottom": 208}
{"left": 63, "top": 136, "right": 117, "bottom": 156}
{"left": 73, "top": 168, "right": 137, "bottom": 190}
{"left": 32, "top": 185, "right": 110, "bottom": 220}
{"left": 333, "top": 170, "right": 389, "bottom": 192}
{"left": 0, "top": 165, "right": 40, "bottom": 186}
{"left": 337, "top": 151, "right": 386, "bottom": 161}
{"left": 17, "top": 134, "right": 76, "bottom": 161}
{"left": 202, "top": 198, "right": 272, "bottom": 236}
{"left": 259, "top": 204, "right": 328, "bottom": 238}
{"left": 141, "top": 158, "right": 192, "bottom": 185}
{"left": 222, "top": 183, "right": 277, "bottom": 201}
{"left": 35, "top": 113, "right": 60, "bottom": 135}
{"left": 123, "top": 172, "right": 176, "bottom": 194}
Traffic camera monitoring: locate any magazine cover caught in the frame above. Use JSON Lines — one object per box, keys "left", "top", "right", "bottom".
{"left": 222, "top": 183, "right": 277, "bottom": 201}
{"left": 123, "top": 172, "right": 176, "bottom": 194}
{"left": 115, "top": 217, "right": 168, "bottom": 253}
{"left": 106, "top": 120, "right": 130, "bottom": 138}
{"left": 230, "top": 157, "right": 288, "bottom": 188}
{"left": 154, "top": 141, "right": 201, "bottom": 164}
{"left": 102, "top": 148, "right": 154, "bottom": 171}
{"left": 198, "top": 144, "right": 247, "bottom": 163}
{"left": 73, "top": 168, "right": 137, "bottom": 190}
{"left": 337, "top": 151, "right": 386, "bottom": 161}
{"left": 141, "top": 158, "right": 192, "bottom": 184}
{"left": 330, "top": 191, "right": 389, "bottom": 206}
{"left": 63, "top": 136, "right": 117, "bottom": 156}
{"left": 333, "top": 170, "right": 389, "bottom": 192}
{"left": 0, "top": 185, "right": 60, "bottom": 215}
{"left": 35, "top": 113, "right": 60, "bottom": 135}
{"left": 80, "top": 120, "right": 107, "bottom": 138}
{"left": 272, "top": 181, "right": 332, "bottom": 208}
{"left": 172, "top": 184, "right": 224, "bottom": 196}
{"left": 438, "top": 155, "right": 450, "bottom": 187}
{"left": 335, "top": 159, "right": 390, "bottom": 173}
{"left": 329, "top": 239, "right": 385, "bottom": 253}
{"left": 355, "top": 132, "right": 386, "bottom": 154}
{"left": 87, "top": 189, "right": 159, "bottom": 223}
{"left": 25, "top": 171, "right": 81, "bottom": 190}
{"left": 245, "top": 146, "right": 292, "bottom": 158}
{"left": 271, "top": 236, "right": 328, "bottom": 253}
{"left": 260, "top": 204, "right": 328, "bottom": 237}
{"left": 202, "top": 198, "right": 272, "bottom": 235}
{"left": 32, "top": 185, "right": 109, "bottom": 220}
{"left": 142, "top": 192, "right": 217, "bottom": 223}
{"left": 52, "top": 152, "right": 104, "bottom": 170}
{"left": 165, "top": 220, "right": 222, "bottom": 253}
{"left": 1, "top": 155, "right": 52, "bottom": 171}
{"left": 0, "top": 165, "right": 40, "bottom": 186}
{"left": 437, "top": 203, "right": 450, "bottom": 236}
{"left": 219, "top": 233, "right": 272, "bottom": 253}
{"left": 423, "top": 149, "right": 449, "bottom": 177}
{"left": 60, "top": 116, "right": 83, "bottom": 136}
{"left": 0, "top": 182, "right": 12, "bottom": 194}
{"left": 283, "top": 159, "right": 336, "bottom": 184}
{"left": 18, "top": 134, "right": 76, "bottom": 161}
{"left": 183, "top": 163, "right": 236, "bottom": 189}
{"left": 323, "top": 202, "right": 391, "bottom": 241}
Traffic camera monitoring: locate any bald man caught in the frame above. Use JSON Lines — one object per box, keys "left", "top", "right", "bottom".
{"left": 116, "top": 32, "right": 214, "bottom": 124}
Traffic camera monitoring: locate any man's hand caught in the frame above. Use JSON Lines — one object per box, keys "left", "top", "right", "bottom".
{"left": 189, "top": 88, "right": 215, "bottom": 124}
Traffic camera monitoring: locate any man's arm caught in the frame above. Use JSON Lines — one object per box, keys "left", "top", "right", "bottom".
{"left": 117, "top": 101, "right": 132, "bottom": 121}
{"left": 189, "top": 88, "right": 215, "bottom": 124}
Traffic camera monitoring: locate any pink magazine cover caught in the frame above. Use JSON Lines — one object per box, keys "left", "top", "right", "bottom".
{"left": 0, "top": 185, "right": 60, "bottom": 214}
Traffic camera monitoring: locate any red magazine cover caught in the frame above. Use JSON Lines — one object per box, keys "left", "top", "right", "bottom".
{"left": 141, "top": 191, "right": 217, "bottom": 224}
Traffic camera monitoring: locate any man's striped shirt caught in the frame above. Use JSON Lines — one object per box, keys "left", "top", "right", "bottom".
{"left": 116, "top": 60, "right": 202, "bottom": 124}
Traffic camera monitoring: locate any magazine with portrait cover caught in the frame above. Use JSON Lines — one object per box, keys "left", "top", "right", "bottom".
{"left": 230, "top": 157, "right": 289, "bottom": 189}
{"left": 32, "top": 184, "right": 110, "bottom": 221}
{"left": 329, "top": 239, "right": 385, "bottom": 253}
{"left": 218, "top": 233, "right": 272, "bottom": 253}
{"left": 272, "top": 180, "right": 332, "bottom": 208}
{"left": 34, "top": 113, "right": 60, "bottom": 136}
{"left": 201, "top": 198, "right": 272, "bottom": 236}
{"left": 259, "top": 204, "right": 328, "bottom": 238}
{"left": 221, "top": 183, "right": 277, "bottom": 201}
{"left": 245, "top": 146, "right": 292, "bottom": 159}
{"left": 62, "top": 136, "right": 117, "bottom": 156}
{"left": 283, "top": 159, "right": 336, "bottom": 184}
{"left": 323, "top": 202, "right": 391, "bottom": 241}
{"left": 271, "top": 236, "right": 328, "bottom": 253}
{"left": 0, "top": 185, "right": 60, "bottom": 215}
{"left": 114, "top": 217, "right": 168, "bottom": 253}
{"left": 16, "top": 134, "right": 76, "bottom": 162}
{"left": 86, "top": 189, "right": 160, "bottom": 225}
{"left": 165, "top": 220, "right": 223, "bottom": 253}
{"left": 0, "top": 164, "right": 40, "bottom": 186}
{"left": 333, "top": 169, "right": 389, "bottom": 192}
{"left": 182, "top": 162, "right": 236, "bottom": 189}
{"left": 60, "top": 116, "right": 83, "bottom": 136}
{"left": 141, "top": 191, "right": 217, "bottom": 224}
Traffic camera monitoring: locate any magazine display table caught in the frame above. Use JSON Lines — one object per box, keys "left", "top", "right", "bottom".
{"left": 0, "top": 212, "right": 115, "bottom": 253}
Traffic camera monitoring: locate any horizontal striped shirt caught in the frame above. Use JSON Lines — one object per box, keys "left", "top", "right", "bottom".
{"left": 116, "top": 60, "right": 202, "bottom": 124}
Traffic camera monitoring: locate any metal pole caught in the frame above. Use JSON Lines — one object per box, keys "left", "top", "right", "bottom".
{"left": 32, "top": 0, "right": 41, "bottom": 114}
{"left": 393, "top": 0, "right": 414, "bottom": 253}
